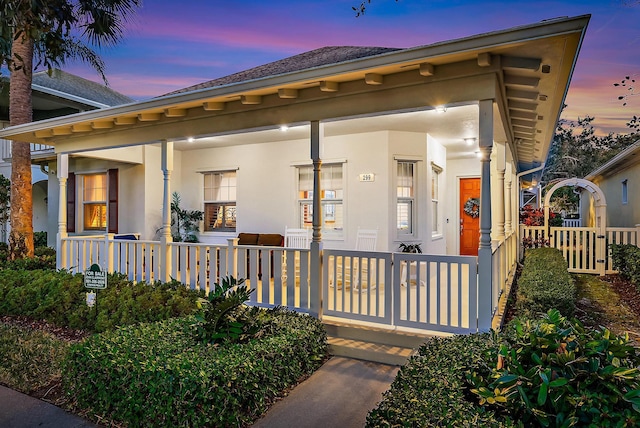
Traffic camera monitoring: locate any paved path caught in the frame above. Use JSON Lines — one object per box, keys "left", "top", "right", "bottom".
{"left": 0, "top": 385, "right": 98, "bottom": 428}
{"left": 252, "top": 356, "right": 398, "bottom": 428}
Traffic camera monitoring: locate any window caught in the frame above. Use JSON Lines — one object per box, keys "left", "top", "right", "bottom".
{"left": 82, "top": 173, "right": 107, "bottom": 230}
{"left": 298, "top": 164, "right": 343, "bottom": 235}
{"left": 397, "top": 161, "right": 416, "bottom": 235}
{"left": 432, "top": 164, "right": 442, "bottom": 235}
{"left": 622, "top": 179, "right": 628, "bottom": 205}
{"left": 203, "top": 171, "right": 237, "bottom": 232}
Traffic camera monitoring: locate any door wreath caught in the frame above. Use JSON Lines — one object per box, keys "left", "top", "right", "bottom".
{"left": 463, "top": 197, "right": 480, "bottom": 218}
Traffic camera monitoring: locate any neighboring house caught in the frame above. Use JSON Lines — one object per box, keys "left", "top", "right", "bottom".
{"left": 583, "top": 139, "right": 640, "bottom": 228}
{"left": 0, "top": 15, "right": 590, "bottom": 333}
{"left": 0, "top": 69, "right": 132, "bottom": 244}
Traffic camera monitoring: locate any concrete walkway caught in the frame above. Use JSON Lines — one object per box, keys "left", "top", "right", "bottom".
{"left": 0, "top": 385, "right": 99, "bottom": 428}
{"left": 252, "top": 356, "right": 398, "bottom": 428}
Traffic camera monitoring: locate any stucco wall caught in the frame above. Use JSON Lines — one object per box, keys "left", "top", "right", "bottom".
{"left": 589, "top": 163, "right": 640, "bottom": 227}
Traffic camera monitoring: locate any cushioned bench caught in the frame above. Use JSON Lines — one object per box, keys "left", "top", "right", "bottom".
{"left": 237, "top": 233, "right": 284, "bottom": 279}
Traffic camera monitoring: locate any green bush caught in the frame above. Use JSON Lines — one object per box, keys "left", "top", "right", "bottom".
{"left": 366, "top": 333, "right": 512, "bottom": 427}
{"left": 193, "top": 276, "right": 263, "bottom": 344}
{"left": 516, "top": 247, "right": 575, "bottom": 318}
{"left": 64, "top": 310, "right": 327, "bottom": 427}
{"left": 0, "top": 269, "right": 200, "bottom": 332}
{"left": 469, "top": 309, "right": 640, "bottom": 427}
{"left": 34, "top": 231, "right": 48, "bottom": 248}
{"left": 610, "top": 244, "right": 640, "bottom": 286}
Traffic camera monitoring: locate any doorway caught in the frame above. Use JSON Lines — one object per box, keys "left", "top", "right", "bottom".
{"left": 459, "top": 177, "right": 480, "bottom": 256}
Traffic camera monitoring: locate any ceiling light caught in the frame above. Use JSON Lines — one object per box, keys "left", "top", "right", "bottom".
{"left": 187, "top": 137, "right": 195, "bottom": 143}
{"left": 279, "top": 125, "right": 289, "bottom": 132}
{"left": 464, "top": 138, "right": 476, "bottom": 145}
{"left": 435, "top": 105, "right": 447, "bottom": 113}
{"left": 476, "top": 151, "right": 482, "bottom": 159}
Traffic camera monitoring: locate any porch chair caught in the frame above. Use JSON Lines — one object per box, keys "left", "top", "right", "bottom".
{"left": 282, "top": 227, "right": 311, "bottom": 282}
{"left": 353, "top": 228, "right": 378, "bottom": 291}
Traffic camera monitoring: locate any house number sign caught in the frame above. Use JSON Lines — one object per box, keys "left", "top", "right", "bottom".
{"left": 359, "top": 173, "right": 375, "bottom": 182}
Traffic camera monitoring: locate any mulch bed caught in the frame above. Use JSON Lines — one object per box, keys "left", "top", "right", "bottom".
{"left": 0, "top": 315, "right": 89, "bottom": 342}
{"left": 602, "top": 274, "right": 640, "bottom": 318}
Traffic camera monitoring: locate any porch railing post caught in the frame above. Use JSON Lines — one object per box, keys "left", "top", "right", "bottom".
{"left": 160, "top": 140, "right": 173, "bottom": 283}
{"left": 636, "top": 224, "right": 640, "bottom": 247}
{"left": 309, "top": 120, "right": 323, "bottom": 318}
{"left": 56, "top": 154, "right": 68, "bottom": 270}
{"left": 227, "top": 238, "right": 238, "bottom": 280}
{"left": 477, "top": 99, "right": 494, "bottom": 332}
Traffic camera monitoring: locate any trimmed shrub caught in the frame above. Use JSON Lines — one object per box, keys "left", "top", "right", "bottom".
{"left": 515, "top": 247, "right": 575, "bottom": 318}
{"left": 0, "top": 269, "right": 200, "bottom": 332}
{"left": 366, "top": 333, "right": 512, "bottom": 427}
{"left": 64, "top": 309, "right": 327, "bottom": 427}
{"left": 469, "top": 309, "right": 640, "bottom": 427}
{"left": 610, "top": 243, "right": 640, "bottom": 286}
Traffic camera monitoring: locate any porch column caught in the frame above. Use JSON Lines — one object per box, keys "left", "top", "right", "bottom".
{"left": 160, "top": 140, "right": 174, "bottom": 283}
{"left": 505, "top": 178, "right": 513, "bottom": 235}
{"left": 477, "top": 99, "right": 493, "bottom": 332}
{"left": 309, "top": 120, "right": 323, "bottom": 318}
{"left": 56, "top": 153, "right": 68, "bottom": 270}
{"left": 495, "top": 141, "right": 506, "bottom": 241}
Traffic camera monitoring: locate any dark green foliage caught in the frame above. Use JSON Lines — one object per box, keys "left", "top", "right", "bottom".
{"left": 366, "top": 333, "right": 511, "bottom": 427}
{"left": 0, "top": 269, "right": 200, "bottom": 332}
{"left": 469, "top": 309, "right": 640, "bottom": 427}
{"left": 64, "top": 310, "right": 327, "bottom": 427}
{"left": 33, "top": 231, "right": 47, "bottom": 248}
{"left": 192, "top": 276, "right": 263, "bottom": 344}
{"left": 0, "top": 252, "right": 56, "bottom": 270}
{"left": 171, "top": 191, "right": 203, "bottom": 242}
{"left": 516, "top": 248, "right": 575, "bottom": 318}
{"left": 610, "top": 244, "right": 640, "bottom": 286}
{"left": 398, "top": 242, "right": 422, "bottom": 253}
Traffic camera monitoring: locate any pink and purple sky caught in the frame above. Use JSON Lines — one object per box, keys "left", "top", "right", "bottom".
{"left": 64, "top": 0, "right": 640, "bottom": 135}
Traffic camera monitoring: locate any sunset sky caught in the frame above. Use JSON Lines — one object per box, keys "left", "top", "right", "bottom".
{"left": 62, "top": 0, "right": 640, "bottom": 135}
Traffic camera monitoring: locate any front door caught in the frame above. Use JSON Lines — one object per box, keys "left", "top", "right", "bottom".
{"left": 460, "top": 177, "right": 480, "bottom": 256}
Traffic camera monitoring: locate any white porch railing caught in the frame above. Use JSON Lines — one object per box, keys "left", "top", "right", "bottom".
{"left": 59, "top": 235, "right": 496, "bottom": 333}
{"left": 562, "top": 218, "right": 581, "bottom": 227}
{"left": 491, "top": 232, "right": 518, "bottom": 318}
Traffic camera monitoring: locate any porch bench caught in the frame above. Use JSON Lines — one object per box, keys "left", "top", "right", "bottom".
{"left": 237, "top": 233, "right": 284, "bottom": 279}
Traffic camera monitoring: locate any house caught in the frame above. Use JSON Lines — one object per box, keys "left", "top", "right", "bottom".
{"left": 0, "top": 69, "right": 132, "bottom": 244}
{"left": 0, "top": 15, "right": 590, "bottom": 334}
{"left": 583, "top": 139, "right": 640, "bottom": 228}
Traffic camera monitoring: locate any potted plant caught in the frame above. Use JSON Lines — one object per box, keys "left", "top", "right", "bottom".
{"left": 399, "top": 243, "right": 422, "bottom": 253}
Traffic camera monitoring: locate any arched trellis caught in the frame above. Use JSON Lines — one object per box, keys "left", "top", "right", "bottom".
{"left": 543, "top": 177, "right": 607, "bottom": 232}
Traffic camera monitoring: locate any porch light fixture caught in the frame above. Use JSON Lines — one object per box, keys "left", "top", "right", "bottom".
{"left": 435, "top": 105, "right": 447, "bottom": 113}
{"left": 279, "top": 125, "right": 289, "bottom": 132}
{"left": 464, "top": 138, "right": 476, "bottom": 145}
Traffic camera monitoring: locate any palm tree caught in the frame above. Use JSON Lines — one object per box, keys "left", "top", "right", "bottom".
{"left": 1, "top": 0, "right": 141, "bottom": 259}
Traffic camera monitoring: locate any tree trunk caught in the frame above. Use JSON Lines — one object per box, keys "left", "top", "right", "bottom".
{"left": 8, "top": 33, "right": 34, "bottom": 259}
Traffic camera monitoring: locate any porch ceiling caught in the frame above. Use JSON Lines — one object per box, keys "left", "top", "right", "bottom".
{"left": 0, "top": 15, "right": 589, "bottom": 174}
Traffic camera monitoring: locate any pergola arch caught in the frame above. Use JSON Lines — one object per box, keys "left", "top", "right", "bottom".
{"left": 543, "top": 178, "right": 607, "bottom": 231}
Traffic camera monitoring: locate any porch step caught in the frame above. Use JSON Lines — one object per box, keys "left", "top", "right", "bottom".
{"left": 324, "top": 322, "right": 431, "bottom": 366}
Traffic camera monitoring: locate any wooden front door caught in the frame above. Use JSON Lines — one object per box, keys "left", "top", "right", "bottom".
{"left": 460, "top": 177, "right": 480, "bottom": 256}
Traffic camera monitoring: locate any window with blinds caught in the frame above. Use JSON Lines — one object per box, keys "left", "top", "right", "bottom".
{"left": 203, "top": 171, "right": 237, "bottom": 232}
{"left": 83, "top": 173, "right": 107, "bottom": 230}
{"left": 298, "top": 163, "right": 343, "bottom": 236}
{"left": 397, "top": 161, "right": 415, "bottom": 235}
{"left": 432, "top": 164, "right": 442, "bottom": 235}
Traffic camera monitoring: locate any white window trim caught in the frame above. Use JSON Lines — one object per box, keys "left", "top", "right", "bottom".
{"left": 395, "top": 158, "right": 420, "bottom": 240}
{"left": 431, "top": 162, "right": 443, "bottom": 239}
{"left": 201, "top": 170, "right": 238, "bottom": 234}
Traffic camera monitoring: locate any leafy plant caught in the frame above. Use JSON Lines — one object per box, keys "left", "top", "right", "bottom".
{"left": 193, "top": 276, "right": 263, "bottom": 344}
{"left": 469, "top": 309, "right": 640, "bottom": 427}
{"left": 398, "top": 242, "right": 422, "bottom": 253}
{"left": 170, "top": 192, "right": 203, "bottom": 242}
{"left": 610, "top": 243, "right": 640, "bottom": 287}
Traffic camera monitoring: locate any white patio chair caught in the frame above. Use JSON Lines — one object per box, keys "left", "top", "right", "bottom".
{"left": 353, "top": 228, "right": 378, "bottom": 292}
{"left": 282, "top": 227, "right": 311, "bottom": 282}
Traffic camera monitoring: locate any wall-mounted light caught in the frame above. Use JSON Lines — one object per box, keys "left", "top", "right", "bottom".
{"left": 435, "top": 105, "right": 447, "bottom": 113}
{"left": 464, "top": 138, "right": 477, "bottom": 145}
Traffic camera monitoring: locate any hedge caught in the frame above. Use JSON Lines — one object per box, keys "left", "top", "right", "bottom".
{"left": 0, "top": 269, "right": 200, "bottom": 332}
{"left": 610, "top": 243, "right": 640, "bottom": 287}
{"left": 64, "top": 310, "right": 327, "bottom": 427}
{"left": 515, "top": 247, "right": 575, "bottom": 318}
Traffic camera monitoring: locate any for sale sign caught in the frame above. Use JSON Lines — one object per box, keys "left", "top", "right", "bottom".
{"left": 84, "top": 264, "right": 107, "bottom": 289}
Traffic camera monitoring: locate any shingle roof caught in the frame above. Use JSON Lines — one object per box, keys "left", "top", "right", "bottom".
{"left": 32, "top": 69, "right": 133, "bottom": 107}
{"left": 164, "top": 46, "right": 401, "bottom": 96}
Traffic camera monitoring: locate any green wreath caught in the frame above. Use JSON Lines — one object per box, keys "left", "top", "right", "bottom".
{"left": 464, "top": 197, "right": 480, "bottom": 218}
